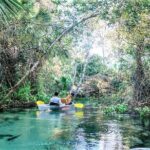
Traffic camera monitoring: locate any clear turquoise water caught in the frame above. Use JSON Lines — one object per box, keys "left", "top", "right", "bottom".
{"left": 0, "top": 106, "right": 150, "bottom": 150}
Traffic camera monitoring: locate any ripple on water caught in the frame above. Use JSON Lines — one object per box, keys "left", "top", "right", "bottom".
{"left": 0, "top": 108, "right": 150, "bottom": 150}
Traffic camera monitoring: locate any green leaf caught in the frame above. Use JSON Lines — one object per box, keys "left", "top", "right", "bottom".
{"left": 0, "top": 0, "right": 22, "bottom": 23}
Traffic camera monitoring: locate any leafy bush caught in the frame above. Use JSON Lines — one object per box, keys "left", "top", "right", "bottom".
{"left": 15, "top": 83, "right": 31, "bottom": 101}
{"left": 111, "top": 78, "right": 124, "bottom": 91}
{"left": 59, "top": 90, "right": 68, "bottom": 97}
{"left": 115, "top": 104, "right": 128, "bottom": 113}
{"left": 135, "top": 106, "right": 150, "bottom": 117}
{"left": 36, "top": 92, "right": 49, "bottom": 103}
{"left": 103, "top": 104, "right": 128, "bottom": 114}
{"left": 103, "top": 106, "right": 116, "bottom": 114}
{"left": 100, "top": 94, "right": 125, "bottom": 105}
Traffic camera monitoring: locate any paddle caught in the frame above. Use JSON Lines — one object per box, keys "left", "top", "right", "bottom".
{"left": 36, "top": 101, "right": 44, "bottom": 105}
{"left": 74, "top": 103, "right": 84, "bottom": 108}
{"left": 36, "top": 100, "right": 84, "bottom": 109}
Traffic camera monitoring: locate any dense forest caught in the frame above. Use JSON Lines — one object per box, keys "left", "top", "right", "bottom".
{"left": 0, "top": 0, "right": 149, "bottom": 116}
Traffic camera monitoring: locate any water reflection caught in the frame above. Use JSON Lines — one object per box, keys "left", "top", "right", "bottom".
{"left": 0, "top": 107, "right": 149, "bottom": 150}
{"left": 72, "top": 109, "right": 124, "bottom": 150}
{"left": 99, "top": 123, "right": 124, "bottom": 150}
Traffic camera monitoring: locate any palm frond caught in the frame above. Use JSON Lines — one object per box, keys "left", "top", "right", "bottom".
{"left": 0, "top": 0, "right": 22, "bottom": 23}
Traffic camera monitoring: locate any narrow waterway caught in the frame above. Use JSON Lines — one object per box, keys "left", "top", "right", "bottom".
{"left": 0, "top": 105, "right": 149, "bottom": 150}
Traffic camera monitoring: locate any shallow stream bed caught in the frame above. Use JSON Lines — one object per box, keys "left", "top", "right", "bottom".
{"left": 0, "top": 105, "right": 150, "bottom": 150}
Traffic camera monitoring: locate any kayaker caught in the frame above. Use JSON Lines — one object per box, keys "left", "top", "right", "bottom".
{"left": 49, "top": 92, "right": 62, "bottom": 106}
{"left": 61, "top": 93, "right": 74, "bottom": 105}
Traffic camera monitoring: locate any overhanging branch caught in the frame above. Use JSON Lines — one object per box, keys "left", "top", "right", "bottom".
{"left": 5, "top": 12, "right": 99, "bottom": 99}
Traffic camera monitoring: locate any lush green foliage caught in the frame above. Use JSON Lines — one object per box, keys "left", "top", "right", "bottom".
{"left": 14, "top": 82, "right": 31, "bottom": 101}
{"left": 0, "top": 0, "right": 149, "bottom": 116}
{"left": 0, "top": 0, "right": 22, "bottom": 24}
{"left": 103, "top": 104, "right": 128, "bottom": 114}
{"left": 135, "top": 106, "right": 150, "bottom": 118}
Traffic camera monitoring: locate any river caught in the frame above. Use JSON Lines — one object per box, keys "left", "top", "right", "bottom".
{"left": 0, "top": 105, "right": 149, "bottom": 150}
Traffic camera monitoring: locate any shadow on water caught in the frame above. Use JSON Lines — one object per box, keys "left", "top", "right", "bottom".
{"left": 7, "top": 134, "right": 21, "bottom": 141}
{"left": 0, "top": 117, "right": 20, "bottom": 129}
{"left": 0, "top": 134, "right": 21, "bottom": 141}
{"left": 0, "top": 134, "right": 14, "bottom": 139}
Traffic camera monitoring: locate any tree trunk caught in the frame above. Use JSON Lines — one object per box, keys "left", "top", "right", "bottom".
{"left": 74, "top": 51, "right": 90, "bottom": 97}
{"left": 5, "top": 61, "right": 40, "bottom": 99}
{"left": 2, "top": 52, "right": 17, "bottom": 87}
{"left": 5, "top": 12, "right": 99, "bottom": 99}
{"left": 29, "top": 58, "right": 43, "bottom": 95}
{"left": 133, "top": 44, "right": 145, "bottom": 102}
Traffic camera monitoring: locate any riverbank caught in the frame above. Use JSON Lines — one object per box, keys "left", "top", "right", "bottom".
{"left": 0, "top": 99, "right": 150, "bottom": 120}
{"left": 0, "top": 101, "right": 36, "bottom": 112}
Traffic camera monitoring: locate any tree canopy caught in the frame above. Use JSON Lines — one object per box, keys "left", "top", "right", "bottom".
{"left": 0, "top": 0, "right": 149, "bottom": 112}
